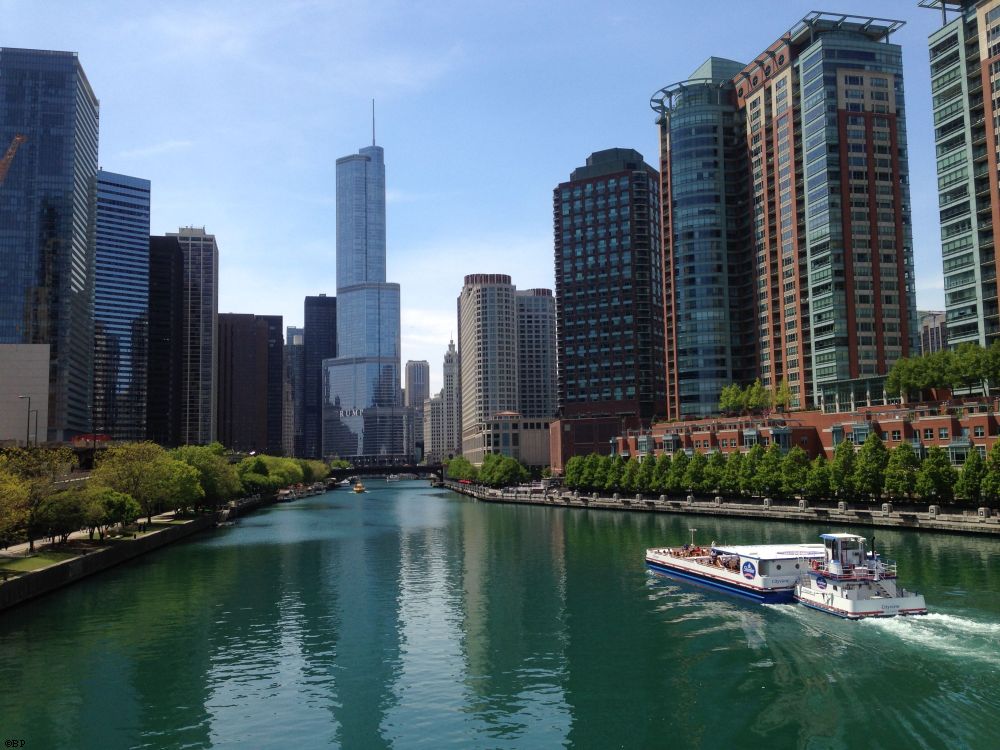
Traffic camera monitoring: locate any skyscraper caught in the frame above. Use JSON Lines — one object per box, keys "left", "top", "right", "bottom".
{"left": 442, "top": 339, "right": 461, "bottom": 459}
{"left": 423, "top": 390, "right": 445, "bottom": 463}
{"left": 0, "top": 48, "right": 99, "bottom": 441}
{"left": 649, "top": 12, "right": 917, "bottom": 417}
{"left": 217, "top": 313, "right": 284, "bottom": 454}
{"left": 551, "top": 149, "right": 665, "bottom": 468}
{"left": 303, "top": 294, "right": 336, "bottom": 458}
{"left": 515, "top": 289, "right": 557, "bottom": 419}
{"left": 324, "top": 143, "right": 405, "bottom": 461}
{"left": 93, "top": 170, "right": 150, "bottom": 441}
{"left": 286, "top": 325, "right": 305, "bottom": 456}
{"left": 169, "top": 227, "right": 218, "bottom": 445}
{"left": 147, "top": 236, "right": 184, "bottom": 446}
{"left": 924, "top": 1, "right": 1000, "bottom": 348}
{"left": 405, "top": 359, "right": 430, "bottom": 460}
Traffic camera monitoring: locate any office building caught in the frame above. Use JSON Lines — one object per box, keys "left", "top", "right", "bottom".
{"left": 919, "top": 310, "right": 949, "bottom": 355}
{"left": 169, "top": 227, "right": 218, "bottom": 445}
{"left": 405, "top": 359, "right": 430, "bottom": 459}
{"left": 147, "top": 236, "right": 184, "bottom": 446}
{"left": 303, "top": 294, "right": 336, "bottom": 458}
{"left": 442, "top": 339, "right": 461, "bottom": 459}
{"left": 93, "top": 170, "right": 150, "bottom": 441}
{"left": 550, "top": 149, "right": 665, "bottom": 468}
{"left": 423, "top": 390, "right": 445, "bottom": 463}
{"left": 0, "top": 48, "right": 99, "bottom": 440}
{"left": 515, "top": 289, "right": 557, "bottom": 419}
{"left": 286, "top": 325, "right": 305, "bottom": 456}
{"left": 217, "top": 313, "right": 284, "bottom": 454}
{"left": 323, "top": 143, "right": 406, "bottom": 462}
{"left": 924, "top": 1, "right": 1000, "bottom": 347}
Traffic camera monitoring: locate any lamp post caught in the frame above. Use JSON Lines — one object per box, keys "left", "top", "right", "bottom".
{"left": 29, "top": 409, "right": 38, "bottom": 446}
{"left": 17, "top": 395, "right": 30, "bottom": 448}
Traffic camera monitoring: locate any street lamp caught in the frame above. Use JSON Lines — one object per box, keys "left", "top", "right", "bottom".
{"left": 29, "top": 409, "right": 38, "bottom": 446}
{"left": 17, "top": 395, "right": 30, "bottom": 448}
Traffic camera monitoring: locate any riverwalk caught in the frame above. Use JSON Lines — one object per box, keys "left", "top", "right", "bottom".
{"left": 444, "top": 481, "right": 1000, "bottom": 536}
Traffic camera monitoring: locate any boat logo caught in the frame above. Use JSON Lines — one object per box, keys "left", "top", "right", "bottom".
{"left": 742, "top": 561, "right": 756, "bottom": 580}
{"left": 815, "top": 576, "right": 827, "bottom": 590}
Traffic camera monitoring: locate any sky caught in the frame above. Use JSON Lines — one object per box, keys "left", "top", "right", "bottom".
{"left": 4, "top": 0, "right": 950, "bottom": 393}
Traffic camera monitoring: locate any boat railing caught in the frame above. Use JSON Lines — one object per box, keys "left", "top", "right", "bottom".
{"left": 809, "top": 560, "right": 897, "bottom": 580}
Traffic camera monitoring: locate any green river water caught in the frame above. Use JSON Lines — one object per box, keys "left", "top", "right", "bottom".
{"left": 1, "top": 481, "right": 998, "bottom": 749}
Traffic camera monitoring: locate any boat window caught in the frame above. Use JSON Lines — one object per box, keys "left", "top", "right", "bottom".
{"left": 775, "top": 564, "right": 782, "bottom": 570}
{"left": 795, "top": 563, "right": 800, "bottom": 569}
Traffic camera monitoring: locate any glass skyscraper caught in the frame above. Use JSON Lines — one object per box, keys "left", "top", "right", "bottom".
{"left": 323, "top": 144, "right": 405, "bottom": 461}
{"left": 93, "top": 170, "right": 151, "bottom": 441}
{"left": 0, "top": 48, "right": 99, "bottom": 440}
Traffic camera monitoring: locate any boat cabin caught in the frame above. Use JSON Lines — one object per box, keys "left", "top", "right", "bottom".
{"left": 819, "top": 533, "right": 867, "bottom": 576}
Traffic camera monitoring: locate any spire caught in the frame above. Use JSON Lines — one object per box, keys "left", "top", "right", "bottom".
{"left": 372, "top": 98, "right": 376, "bottom": 146}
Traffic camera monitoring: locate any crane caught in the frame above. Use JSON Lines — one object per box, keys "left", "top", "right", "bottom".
{"left": 0, "top": 134, "right": 27, "bottom": 187}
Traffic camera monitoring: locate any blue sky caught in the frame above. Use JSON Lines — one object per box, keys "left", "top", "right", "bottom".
{"left": 5, "top": 1, "right": 947, "bottom": 393}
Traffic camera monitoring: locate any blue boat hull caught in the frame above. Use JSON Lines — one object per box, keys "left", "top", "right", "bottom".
{"left": 646, "top": 560, "right": 795, "bottom": 604}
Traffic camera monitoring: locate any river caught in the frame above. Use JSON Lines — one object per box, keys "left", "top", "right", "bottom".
{"left": 1, "top": 480, "right": 998, "bottom": 749}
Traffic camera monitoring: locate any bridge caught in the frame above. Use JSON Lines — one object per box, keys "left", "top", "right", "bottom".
{"left": 328, "top": 464, "right": 444, "bottom": 481}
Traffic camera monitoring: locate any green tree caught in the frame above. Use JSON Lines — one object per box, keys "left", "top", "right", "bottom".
{"left": 884, "top": 443, "right": 919, "bottom": 501}
{"left": 755, "top": 444, "right": 784, "bottom": 498}
{"left": 718, "top": 384, "right": 745, "bottom": 414}
{"left": 0, "top": 470, "right": 29, "bottom": 548}
{"left": 853, "top": 432, "right": 889, "bottom": 501}
{"left": 682, "top": 452, "right": 708, "bottom": 494}
{"left": 804, "top": 455, "right": 832, "bottom": 502}
{"left": 704, "top": 451, "right": 727, "bottom": 494}
{"left": 915, "top": 446, "right": 958, "bottom": 503}
{"left": 636, "top": 454, "right": 656, "bottom": 494}
{"left": 774, "top": 378, "right": 793, "bottom": 412}
{"left": 955, "top": 449, "right": 986, "bottom": 505}
{"left": 620, "top": 457, "right": 641, "bottom": 493}
{"left": 745, "top": 379, "right": 771, "bottom": 414}
{"left": 563, "top": 456, "right": 584, "bottom": 489}
{"left": 781, "top": 446, "right": 810, "bottom": 500}
{"left": 981, "top": 441, "right": 1000, "bottom": 507}
{"left": 444, "top": 456, "right": 477, "bottom": 481}
{"left": 0, "top": 446, "right": 76, "bottom": 551}
{"left": 604, "top": 455, "right": 625, "bottom": 492}
{"left": 652, "top": 453, "right": 672, "bottom": 493}
{"left": 831, "top": 440, "right": 856, "bottom": 500}
{"left": 666, "top": 451, "right": 689, "bottom": 495}
{"left": 720, "top": 451, "right": 743, "bottom": 496}
{"left": 739, "top": 444, "right": 764, "bottom": 496}
{"left": 37, "top": 489, "right": 85, "bottom": 544}
{"left": 167, "top": 460, "right": 205, "bottom": 514}
{"left": 94, "top": 442, "right": 200, "bottom": 523}
{"left": 172, "top": 445, "right": 241, "bottom": 511}
{"left": 952, "top": 342, "right": 987, "bottom": 394}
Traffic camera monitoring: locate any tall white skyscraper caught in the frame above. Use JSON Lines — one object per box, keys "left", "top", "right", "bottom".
{"left": 442, "top": 339, "right": 461, "bottom": 459}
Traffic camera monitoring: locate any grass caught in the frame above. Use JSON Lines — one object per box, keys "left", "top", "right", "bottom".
{"left": 0, "top": 549, "right": 79, "bottom": 574}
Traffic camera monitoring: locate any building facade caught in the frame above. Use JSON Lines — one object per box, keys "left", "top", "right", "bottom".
{"left": 423, "top": 390, "right": 445, "bottom": 463}
{"left": 304, "top": 295, "right": 336, "bottom": 458}
{"left": 217, "top": 313, "right": 284, "bottom": 454}
{"left": 286, "top": 325, "right": 305, "bottom": 456}
{"left": 919, "top": 310, "right": 949, "bottom": 355}
{"left": 515, "top": 289, "right": 558, "bottom": 419}
{"left": 924, "top": 0, "right": 1000, "bottom": 348}
{"left": 323, "top": 144, "right": 405, "bottom": 461}
{"left": 442, "top": 339, "right": 461, "bottom": 459}
{"left": 147, "top": 236, "right": 184, "bottom": 446}
{"left": 405, "top": 359, "right": 430, "bottom": 460}
{"left": 93, "top": 170, "right": 150, "bottom": 441}
{"left": 0, "top": 48, "right": 99, "bottom": 441}
{"left": 169, "top": 227, "right": 218, "bottom": 446}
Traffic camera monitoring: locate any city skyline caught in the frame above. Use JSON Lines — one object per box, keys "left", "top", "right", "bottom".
{"left": 1, "top": 2, "right": 952, "bottom": 392}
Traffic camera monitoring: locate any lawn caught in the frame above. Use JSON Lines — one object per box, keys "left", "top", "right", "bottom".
{"left": 0, "top": 549, "right": 79, "bottom": 574}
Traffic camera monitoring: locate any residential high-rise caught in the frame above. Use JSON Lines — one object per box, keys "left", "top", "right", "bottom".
{"left": 303, "top": 294, "right": 336, "bottom": 458}
{"left": 324, "top": 143, "right": 405, "bottom": 461}
{"left": 286, "top": 325, "right": 305, "bottom": 456}
{"left": 217, "top": 313, "right": 284, "bottom": 454}
{"left": 169, "top": 227, "right": 218, "bottom": 445}
{"left": 147, "top": 236, "right": 184, "bottom": 446}
{"left": 551, "top": 149, "right": 665, "bottom": 468}
{"left": 919, "top": 310, "right": 949, "bottom": 355}
{"left": 93, "top": 171, "right": 151, "bottom": 441}
{"left": 405, "top": 359, "right": 430, "bottom": 459}
{"left": 0, "top": 48, "right": 99, "bottom": 441}
{"left": 651, "top": 59, "right": 755, "bottom": 420}
{"left": 648, "top": 12, "right": 917, "bottom": 419}
{"left": 924, "top": 1, "right": 1000, "bottom": 348}
{"left": 515, "top": 289, "right": 557, "bottom": 419}
{"left": 442, "top": 339, "right": 461, "bottom": 459}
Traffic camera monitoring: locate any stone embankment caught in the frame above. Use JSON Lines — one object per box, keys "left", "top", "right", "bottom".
{"left": 443, "top": 481, "right": 1000, "bottom": 536}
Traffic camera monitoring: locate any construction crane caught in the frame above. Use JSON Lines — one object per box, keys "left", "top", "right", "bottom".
{"left": 0, "top": 134, "right": 27, "bottom": 187}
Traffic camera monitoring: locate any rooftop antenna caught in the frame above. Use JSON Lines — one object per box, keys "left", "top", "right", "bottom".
{"left": 372, "top": 98, "right": 376, "bottom": 146}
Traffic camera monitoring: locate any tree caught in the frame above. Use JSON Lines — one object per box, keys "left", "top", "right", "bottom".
{"left": 0, "top": 470, "right": 29, "bottom": 549}
{"left": 37, "top": 489, "right": 85, "bottom": 544}
{"left": 478, "top": 454, "right": 527, "bottom": 488}
{"left": 774, "top": 378, "right": 793, "bottom": 412}
{"left": 0, "top": 446, "right": 76, "bottom": 551}
{"left": 781, "top": 446, "right": 810, "bottom": 500}
{"left": 636, "top": 454, "right": 656, "bottom": 494}
{"left": 884, "top": 443, "right": 919, "bottom": 501}
{"left": 666, "top": 451, "right": 689, "bottom": 495}
{"left": 754, "top": 444, "right": 784, "bottom": 498}
{"left": 718, "top": 384, "right": 745, "bottom": 414}
{"left": 952, "top": 342, "right": 987, "bottom": 394}
{"left": 172, "top": 445, "right": 241, "bottom": 511}
{"left": 652, "top": 453, "right": 671, "bottom": 493}
{"left": 563, "top": 456, "right": 584, "bottom": 489}
{"left": 745, "top": 380, "right": 772, "bottom": 414}
{"left": 444, "top": 456, "right": 477, "bottom": 481}
{"left": 681, "top": 452, "right": 708, "bottom": 494}
{"left": 620, "top": 457, "right": 641, "bottom": 493}
{"left": 704, "top": 451, "right": 727, "bottom": 494}
{"left": 720, "top": 451, "right": 743, "bottom": 497}
{"left": 981, "top": 441, "right": 1000, "bottom": 507}
{"left": 831, "top": 440, "right": 856, "bottom": 500}
{"left": 853, "top": 432, "right": 889, "bottom": 501}
{"left": 604, "top": 455, "right": 625, "bottom": 492}
{"left": 739, "top": 444, "right": 764, "bottom": 496}
{"left": 93, "top": 442, "right": 199, "bottom": 523}
{"left": 915, "top": 446, "right": 958, "bottom": 503}
{"left": 804, "top": 455, "right": 832, "bottom": 502}
{"left": 955, "top": 449, "right": 986, "bottom": 506}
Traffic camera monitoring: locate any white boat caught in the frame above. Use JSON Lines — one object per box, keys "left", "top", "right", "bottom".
{"left": 338, "top": 478, "right": 352, "bottom": 486}
{"left": 386, "top": 474, "right": 400, "bottom": 482}
{"left": 794, "top": 533, "right": 927, "bottom": 619}
{"left": 646, "top": 542, "right": 824, "bottom": 604}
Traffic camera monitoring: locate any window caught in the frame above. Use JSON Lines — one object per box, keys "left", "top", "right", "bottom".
{"left": 891, "top": 430, "right": 901, "bottom": 441}
{"left": 923, "top": 428, "right": 934, "bottom": 440}
{"left": 974, "top": 426, "right": 986, "bottom": 438}
{"left": 939, "top": 428, "right": 949, "bottom": 440}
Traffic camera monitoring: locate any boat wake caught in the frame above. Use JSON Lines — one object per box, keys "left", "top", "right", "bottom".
{"left": 860, "top": 613, "right": 1000, "bottom": 666}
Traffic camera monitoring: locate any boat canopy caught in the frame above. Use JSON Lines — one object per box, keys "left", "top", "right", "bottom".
{"left": 709, "top": 543, "right": 825, "bottom": 561}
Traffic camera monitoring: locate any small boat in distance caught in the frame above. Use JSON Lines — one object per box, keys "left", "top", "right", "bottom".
{"left": 794, "top": 533, "right": 927, "bottom": 619}
{"left": 353, "top": 481, "right": 366, "bottom": 493}
{"left": 646, "top": 541, "right": 824, "bottom": 604}
{"left": 385, "top": 474, "right": 400, "bottom": 482}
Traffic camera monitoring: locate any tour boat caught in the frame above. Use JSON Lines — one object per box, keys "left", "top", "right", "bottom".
{"left": 353, "top": 481, "right": 366, "bottom": 493}
{"left": 794, "top": 533, "right": 927, "bottom": 619}
{"left": 646, "top": 541, "right": 825, "bottom": 604}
